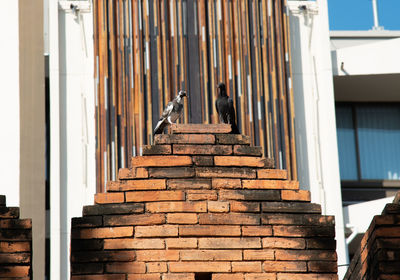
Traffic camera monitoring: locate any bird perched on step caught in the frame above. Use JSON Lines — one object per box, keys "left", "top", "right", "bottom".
{"left": 153, "top": 90, "right": 187, "bottom": 135}
{"left": 215, "top": 83, "right": 240, "bottom": 134}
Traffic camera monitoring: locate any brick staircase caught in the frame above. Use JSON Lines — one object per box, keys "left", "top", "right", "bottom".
{"left": 0, "top": 195, "right": 32, "bottom": 279}
{"left": 71, "top": 124, "right": 338, "bottom": 280}
{"left": 344, "top": 192, "right": 400, "bottom": 280}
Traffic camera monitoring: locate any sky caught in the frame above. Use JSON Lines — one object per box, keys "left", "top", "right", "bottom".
{"left": 327, "top": 0, "right": 400, "bottom": 30}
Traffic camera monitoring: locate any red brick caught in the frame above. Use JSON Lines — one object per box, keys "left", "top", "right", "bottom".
{"left": 376, "top": 227, "right": 400, "bottom": 237}
{"left": 0, "top": 241, "right": 30, "bottom": 252}
{"left": 104, "top": 238, "right": 165, "bottom": 249}
{"left": 72, "top": 226, "right": 133, "bottom": 239}
{"left": 155, "top": 134, "right": 215, "bottom": 144}
{"left": 147, "top": 262, "right": 168, "bottom": 273}
{"left": 216, "top": 134, "right": 251, "bottom": 145}
{"left": 105, "top": 262, "right": 146, "bottom": 273}
{"left": 231, "top": 202, "right": 260, "bottom": 212}
{"left": 275, "top": 249, "right": 337, "bottom": 261}
{"left": 72, "top": 250, "right": 136, "bottom": 262}
{"left": 307, "top": 261, "right": 338, "bottom": 273}
{"left": 263, "top": 261, "right": 306, "bottom": 272}
{"left": 162, "top": 273, "right": 195, "bottom": 280}
{"left": 127, "top": 274, "right": 161, "bottom": 280}
{"left": 167, "top": 213, "right": 198, "bottom": 224}
{"left": 135, "top": 225, "right": 178, "bottom": 237}
{"left": 131, "top": 155, "right": 192, "bottom": 167}
{"left": 214, "top": 156, "right": 266, "bottom": 167}
{"left": 173, "top": 145, "right": 232, "bottom": 155}
{"left": 166, "top": 238, "right": 197, "bottom": 249}
{"left": 126, "top": 190, "right": 185, "bottom": 202}
{"left": 242, "top": 226, "right": 273, "bottom": 236}
{"left": 276, "top": 273, "right": 338, "bottom": 280}
{"left": 213, "top": 274, "right": 244, "bottom": 280}
{"left": 108, "top": 179, "right": 166, "bottom": 191}
{"left": 273, "top": 225, "right": 335, "bottom": 237}
{"left": 135, "top": 250, "right": 179, "bottom": 261}
{"left": 143, "top": 145, "right": 172, "bottom": 155}
{"left": 0, "top": 218, "right": 32, "bottom": 229}
{"left": 232, "top": 262, "right": 262, "bottom": 272}
{"left": 262, "top": 237, "right": 305, "bottom": 249}
{"left": 149, "top": 167, "right": 195, "bottom": 178}
{"left": 212, "top": 178, "right": 242, "bottom": 189}
{"left": 136, "top": 168, "right": 149, "bottom": 178}
{"left": 243, "top": 250, "right": 274, "bottom": 260}
{"left": 242, "top": 180, "right": 298, "bottom": 190}
{"left": 146, "top": 201, "right": 207, "bottom": 213}
{"left": 0, "top": 252, "right": 30, "bottom": 263}
{"left": 257, "top": 169, "right": 287, "bottom": 179}
{"left": 180, "top": 250, "right": 242, "bottom": 261}
{"left": 244, "top": 273, "right": 276, "bottom": 280}
{"left": 219, "top": 190, "right": 280, "bottom": 201}
{"left": 233, "top": 145, "right": 263, "bottom": 156}
{"left": 306, "top": 238, "right": 336, "bottom": 250}
{"left": 168, "top": 179, "right": 211, "bottom": 189}
{"left": 104, "top": 213, "right": 165, "bottom": 226}
{"left": 169, "top": 261, "right": 231, "bottom": 272}
{"left": 83, "top": 203, "right": 144, "bottom": 216}
{"left": 198, "top": 237, "right": 261, "bottom": 249}
{"left": 187, "top": 190, "right": 217, "bottom": 201}
{"left": 196, "top": 167, "right": 256, "bottom": 179}
{"left": 179, "top": 225, "right": 241, "bottom": 236}
{"left": 261, "top": 202, "right": 321, "bottom": 214}
{"left": 193, "top": 156, "right": 214, "bottom": 166}
{"left": 281, "top": 190, "right": 311, "bottom": 202}
{"left": 71, "top": 263, "right": 104, "bottom": 275}
{"left": 199, "top": 213, "right": 260, "bottom": 225}
{"left": 94, "top": 192, "right": 125, "bottom": 204}
{"left": 72, "top": 216, "right": 102, "bottom": 228}
{"left": 208, "top": 201, "right": 229, "bottom": 212}
{"left": 262, "top": 214, "right": 334, "bottom": 225}
{"left": 0, "top": 207, "right": 19, "bottom": 218}
{"left": 71, "top": 275, "right": 125, "bottom": 280}
{"left": 171, "top": 124, "right": 232, "bottom": 134}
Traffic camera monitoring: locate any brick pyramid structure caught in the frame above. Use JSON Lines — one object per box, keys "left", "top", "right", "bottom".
{"left": 0, "top": 195, "right": 32, "bottom": 279}
{"left": 71, "top": 124, "right": 338, "bottom": 280}
{"left": 344, "top": 192, "right": 400, "bottom": 280}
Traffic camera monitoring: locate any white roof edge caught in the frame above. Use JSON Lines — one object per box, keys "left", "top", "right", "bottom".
{"left": 330, "top": 30, "right": 400, "bottom": 38}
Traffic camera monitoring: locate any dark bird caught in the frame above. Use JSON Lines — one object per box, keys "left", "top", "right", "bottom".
{"left": 215, "top": 83, "right": 240, "bottom": 134}
{"left": 153, "top": 90, "right": 187, "bottom": 135}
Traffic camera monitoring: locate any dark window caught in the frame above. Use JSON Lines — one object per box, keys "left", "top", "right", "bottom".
{"left": 336, "top": 103, "right": 400, "bottom": 181}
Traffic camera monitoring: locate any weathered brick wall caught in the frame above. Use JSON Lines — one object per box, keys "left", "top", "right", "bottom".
{"left": 344, "top": 192, "right": 400, "bottom": 280}
{"left": 71, "top": 124, "right": 338, "bottom": 280}
{"left": 0, "top": 195, "right": 32, "bottom": 279}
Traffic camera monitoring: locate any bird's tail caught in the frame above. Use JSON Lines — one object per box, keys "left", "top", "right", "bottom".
{"left": 153, "top": 119, "right": 167, "bottom": 135}
{"left": 231, "top": 122, "right": 240, "bottom": 134}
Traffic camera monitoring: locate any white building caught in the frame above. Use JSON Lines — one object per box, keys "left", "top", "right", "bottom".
{"left": 1, "top": 0, "right": 399, "bottom": 279}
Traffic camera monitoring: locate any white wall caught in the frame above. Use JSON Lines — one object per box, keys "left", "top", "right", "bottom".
{"left": 50, "top": 3, "right": 96, "bottom": 279}
{"left": 288, "top": 1, "right": 349, "bottom": 278}
{"left": 0, "top": 0, "right": 20, "bottom": 207}
{"left": 332, "top": 38, "right": 400, "bottom": 76}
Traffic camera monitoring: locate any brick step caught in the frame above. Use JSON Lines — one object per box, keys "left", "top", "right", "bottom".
{"left": 120, "top": 168, "right": 288, "bottom": 180}
{"left": 154, "top": 134, "right": 251, "bottom": 145}
{"left": 170, "top": 124, "right": 232, "bottom": 134}
{"left": 95, "top": 189, "right": 310, "bottom": 205}
{"left": 144, "top": 145, "right": 264, "bottom": 158}
{"left": 0, "top": 207, "right": 20, "bottom": 219}
{"left": 108, "top": 178, "right": 300, "bottom": 192}
{"left": 106, "top": 179, "right": 300, "bottom": 192}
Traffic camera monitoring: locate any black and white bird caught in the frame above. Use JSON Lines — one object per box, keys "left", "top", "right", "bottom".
{"left": 153, "top": 90, "right": 187, "bottom": 135}
{"left": 215, "top": 83, "right": 240, "bottom": 134}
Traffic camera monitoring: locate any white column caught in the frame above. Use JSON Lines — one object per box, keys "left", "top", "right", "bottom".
{"left": 289, "top": 1, "right": 349, "bottom": 278}
{"left": 0, "top": 0, "right": 20, "bottom": 207}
